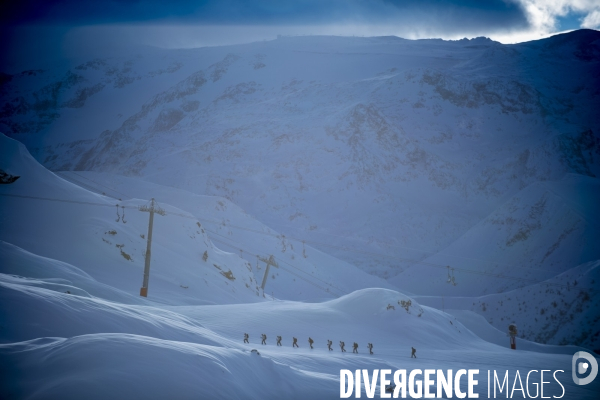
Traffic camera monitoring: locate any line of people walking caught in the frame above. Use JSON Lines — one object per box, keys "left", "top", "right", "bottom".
{"left": 243, "top": 333, "right": 374, "bottom": 354}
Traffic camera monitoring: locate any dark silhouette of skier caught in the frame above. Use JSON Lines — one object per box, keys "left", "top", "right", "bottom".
{"left": 276, "top": 336, "right": 282, "bottom": 346}
{"left": 261, "top": 334, "right": 267, "bottom": 345}
{"left": 243, "top": 333, "right": 249, "bottom": 344}
{"left": 367, "top": 343, "right": 373, "bottom": 355}
{"left": 293, "top": 337, "right": 299, "bottom": 348}
{"left": 411, "top": 347, "right": 417, "bottom": 358}
{"left": 352, "top": 342, "right": 358, "bottom": 353}
{"left": 340, "top": 341, "right": 346, "bottom": 352}
{"left": 327, "top": 340, "right": 333, "bottom": 351}
{"left": 308, "top": 337, "right": 314, "bottom": 349}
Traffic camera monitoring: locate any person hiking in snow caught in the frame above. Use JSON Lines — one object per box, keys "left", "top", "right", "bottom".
{"left": 352, "top": 342, "right": 359, "bottom": 353}
{"left": 340, "top": 341, "right": 346, "bottom": 352}
{"left": 243, "top": 333, "right": 249, "bottom": 343}
{"left": 293, "top": 337, "right": 299, "bottom": 348}
{"left": 261, "top": 334, "right": 267, "bottom": 345}
{"left": 367, "top": 343, "right": 373, "bottom": 355}
{"left": 411, "top": 347, "right": 417, "bottom": 358}
{"left": 327, "top": 340, "right": 333, "bottom": 351}
{"left": 308, "top": 337, "right": 314, "bottom": 349}
{"left": 276, "top": 336, "right": 282, "bottom": 346}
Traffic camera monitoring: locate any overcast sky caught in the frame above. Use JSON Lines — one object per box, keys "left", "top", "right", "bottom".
{"left": 2, "top": 0, "right": 599, "bottom": 69}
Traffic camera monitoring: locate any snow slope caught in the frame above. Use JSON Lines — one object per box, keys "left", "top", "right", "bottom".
{"left": 0, "top": 133, "right": 393, "bottom": 302}
{"left": 0, "top": 133, "right": 263, "bottom": 305}
{"left": 0, "top": 241, "right": 144, "bottom": 305}
{"left": 392, "top": 174, "right": 600, "bottom": 296}
{"left": 54, "top": 170, "right": 395, "bottom": 301}
{"left": 445, "top": 309, "right": 583, "bottom": 355}
{"left": 416, "top": 260, "right": 600, "bottom": 351}
{"left": 2, "top": 270, "right": 598, "bottom": 399}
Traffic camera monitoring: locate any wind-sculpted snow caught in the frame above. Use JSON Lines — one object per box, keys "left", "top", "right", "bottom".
{"left": 0, "top": 274, "right": 226, "bottom": 345}
{"left": 0, "top": 241, "right": 146, "bottom": 305}
{"left": 0, "top": 334, "right": 336, "bottom": 400}
{"left": 3, "top": 277, "right": 595, "bottom": 398}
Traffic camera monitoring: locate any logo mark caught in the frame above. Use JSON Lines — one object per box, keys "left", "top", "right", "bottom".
{"left": 572, "top": 351, "right": 598, "bottom": 385}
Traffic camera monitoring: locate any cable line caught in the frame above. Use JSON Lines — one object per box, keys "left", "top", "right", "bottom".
{"left": 0, "top": 192, "right": 135, "bottom": 208}
{"left": 205, "top": 228, "right": 346, "bottom": 297}
{"left": 211, "top": 235, "right": 343, "bottom": 298}
{"left": 1, "top": 192, "right": 595, "bottom": 294}
{"left": 46, "top": 173, "right": 587, "bottom": 274}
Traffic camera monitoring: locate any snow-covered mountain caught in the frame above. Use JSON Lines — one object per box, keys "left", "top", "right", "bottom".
{"left": 2, "top": 30, "right": 599, "bottom": 286}
{"left": 1, "top": 30, "right": 600, "bottom": 398}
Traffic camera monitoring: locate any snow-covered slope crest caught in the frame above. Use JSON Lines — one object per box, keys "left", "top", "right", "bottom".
{"left": 0, "top": 133, "right": 263, "bottom": 305}
{"left": 177, "top": 287, "right": 488, "bottom": 354}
